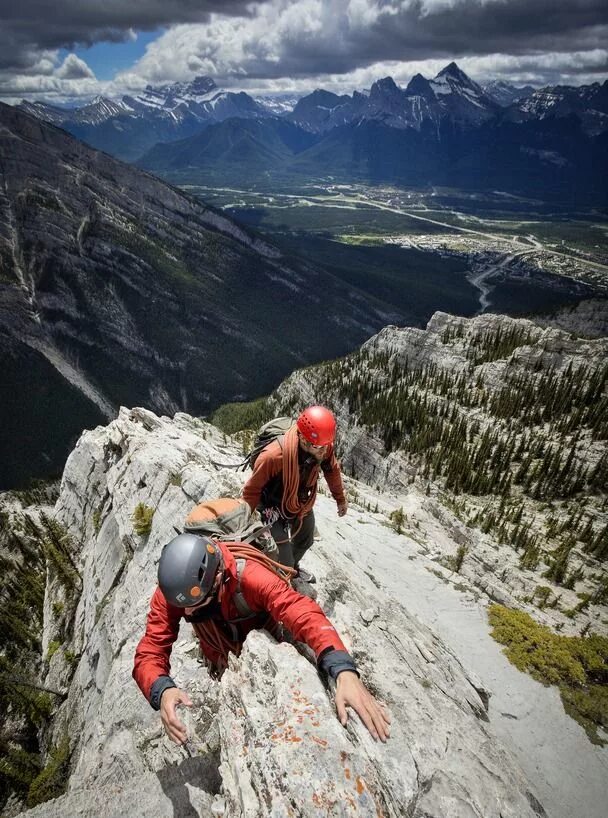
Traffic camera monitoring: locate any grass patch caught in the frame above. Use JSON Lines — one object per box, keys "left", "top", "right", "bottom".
{"left": 488, "top": 604, "right": 608, "bottom": 744}
{"left": 132, "top": 503, "right": 154, "bottom": 536}
{"left": 46, "top": 641, "right": 61, "bottom": 661}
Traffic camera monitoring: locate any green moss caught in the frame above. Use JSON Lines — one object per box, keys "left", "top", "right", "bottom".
{"left": 46, "top": 641, "right": 61, "bottom": 660}
{"left": 561, "top": 685, "right": 608, "bottom": 745}
{"left": 132, "top": 503, "right": 155, "bottom": 536}
{"left": 27, "top": 735, "right": 71, "bottom": 808}
{"left": 168, "top": 473, "right": 182, "bottom": 487}
{"left": 488, "top": 604, "right": 608, "bottom": 744}
{"left": 51, "top": 601, "right": 64, "bottom": 619}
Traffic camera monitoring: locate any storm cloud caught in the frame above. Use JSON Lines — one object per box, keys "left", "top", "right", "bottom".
{"left": 0, "top": 1, "right": 262, "bottom": 71}
{"left": 1, "top": 0, "right": 607, "bottom": 101}
{"left": 119, "top": 0, "right": 608, "bottom": 88}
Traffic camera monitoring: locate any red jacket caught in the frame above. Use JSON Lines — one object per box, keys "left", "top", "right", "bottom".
{"left": 242, "top": 439, "right": 346, "bottom": 512}
{"left": 133, "top": 544, "right": 352, "bottom": 707}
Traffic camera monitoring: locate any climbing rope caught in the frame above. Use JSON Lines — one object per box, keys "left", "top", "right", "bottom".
{"left": 270, "top": 424, "right": 317, "bottom": 544}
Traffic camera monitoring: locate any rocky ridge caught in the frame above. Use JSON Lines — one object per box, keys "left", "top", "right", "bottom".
{"left": 7, "top": 406, "right": 549, "bottom": 818}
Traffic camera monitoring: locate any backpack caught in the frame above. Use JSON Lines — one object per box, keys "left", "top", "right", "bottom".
{"left": 184, "top": 497, "right": 278, "bottom": 560}
{"left": 212, "top": 417, "right": 295, "bottom": 471}
{"left": 241, "top": 417, "right": 295, "bottom": 471}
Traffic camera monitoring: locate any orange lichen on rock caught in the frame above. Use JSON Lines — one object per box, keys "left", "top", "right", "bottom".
{"left": 356, "top": 776, "right": 366, "bottom": 795}
{"left": 311, "top": 736, "right": 328, "bottom": 748}
{"left": 271, "top": 724, "right": 303, "bottom": 744}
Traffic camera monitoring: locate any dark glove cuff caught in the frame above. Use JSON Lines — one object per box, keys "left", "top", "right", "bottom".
{"left": 318, "top": 648, "right": 359, "bottom": 681}
{"left": 149, "top": 675, "right": 176, "bottom": 711}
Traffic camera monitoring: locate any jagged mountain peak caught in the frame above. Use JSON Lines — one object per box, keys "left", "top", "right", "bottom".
{"left": 189, "top": 75, "right": 218, "bottom": 94}
{"left": 436, "top": 61, "right": 470, "bottom": 83}
{"left": 146, "top": 74, "right": 218, "bottom": 98}
{"left": 369, "top": 76, "right": 402, "bottom": 98}
{"left": 405, "top": 73, "right": 436, "bottom": 99}
{"left": 483, "top": 79, "right": 536, "bottom": 106}
{"left": 302, "top": 88, "right": 348, "bottom": 105}
{"left": 433, "top": 61, "right": 487, "bottom": 97}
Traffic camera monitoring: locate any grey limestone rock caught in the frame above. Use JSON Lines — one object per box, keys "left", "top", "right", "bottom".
{"left": 15, "top": 406, "right": 543, "bottom": 818}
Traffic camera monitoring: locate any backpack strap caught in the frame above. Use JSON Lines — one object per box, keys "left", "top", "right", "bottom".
{"left": 232, "top": 558, "right": 255, "bottom": 618}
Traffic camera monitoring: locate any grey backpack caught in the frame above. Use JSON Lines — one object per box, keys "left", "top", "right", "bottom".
{"left": 184, "top": 497, "right": 278, "bottom": 560}
{"left": 232, "top": 416, "right": 294, "bottom": 471}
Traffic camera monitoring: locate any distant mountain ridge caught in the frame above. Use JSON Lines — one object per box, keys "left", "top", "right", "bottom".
{"left": 133, "top": 65, "right": 608, "bottom": 204}
{"left": 285, "top": 63, "right": 499, "bottom": 134}
{"left": 19, "top": 76, "right": 272, "bottom": 161}
{"left": 139, "top": 106, "right": 608, "bottom": 205}
{"left": 18, "top": 64, "right": 608, "bottom": 165}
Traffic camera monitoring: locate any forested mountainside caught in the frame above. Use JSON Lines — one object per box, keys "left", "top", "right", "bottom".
{"left": 221, "top": 311, "right": 608, "bottom": 634}
{"left": 139, "top": 113, "right": 608, "bottom": 205}
{"left": 0, "top": 102, "right": 407, "bottom": 489}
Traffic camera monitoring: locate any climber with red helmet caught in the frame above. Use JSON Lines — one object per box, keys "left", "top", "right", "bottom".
{"left": 242, "top": 405, "right": 348, "bottom": 583}
{"left": 133, "top": 532, "right": 390, "bottom": 745}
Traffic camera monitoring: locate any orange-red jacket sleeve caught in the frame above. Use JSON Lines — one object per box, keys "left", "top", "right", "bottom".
{"left": 133, "top": 587, "right": 182, "bottom": 705}
{"left": 241, "top": 441, "right": 282, "bottom": 511}
{"left": 322, "top": 446, "right": 346, "bottom": 505}
{"left": 239, "top": 561, "right": 348, "bottom": 658}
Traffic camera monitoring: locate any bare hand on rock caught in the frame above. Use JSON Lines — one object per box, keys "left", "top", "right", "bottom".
{"left": 160, "top": 687, "right": 192, "bottom": 744}
{"left": 335, "top": 671, "right": 391, "bottom": 742}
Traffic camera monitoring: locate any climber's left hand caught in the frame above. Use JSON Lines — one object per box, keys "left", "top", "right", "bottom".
{"left": 335, "top": 671, "right": 390, "bottom": 742}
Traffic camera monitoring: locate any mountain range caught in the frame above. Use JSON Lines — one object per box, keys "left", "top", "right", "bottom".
{"left": 21, "top": 62, "right": 608, "bottom": 199}
{"left": 134, "top": 64, "right": 608, "bottom": 203}
{"left": 19, "top": 76, "right": 269, "bottom": 161}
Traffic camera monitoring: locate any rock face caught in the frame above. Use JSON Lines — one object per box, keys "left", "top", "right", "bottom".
{"left": 535, "top": 298, "right": 608, "bottom": 339}
{"left": 15, "top": 407, "right": 545, "bottom": 818}
{"left": 0, "top": 102, "right": 405, "bottom": 489}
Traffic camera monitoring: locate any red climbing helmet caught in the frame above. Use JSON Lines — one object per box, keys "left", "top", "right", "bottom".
{"left": 296, "top": 406, "right": 336, "bottom": 446}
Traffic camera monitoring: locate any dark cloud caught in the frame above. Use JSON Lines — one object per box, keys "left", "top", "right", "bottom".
{"left": 0, "top": 1, "right": 264, "bottom": 71}
{"left": 234, "top": 0, "right": 608, "bottom": 81}
{"left": 1, "top": 0, "right": 607, "bottom": 95}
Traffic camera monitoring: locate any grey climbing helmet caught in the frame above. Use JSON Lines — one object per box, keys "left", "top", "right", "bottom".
{"left": 158, "top": 533, "right": 221, "bottom": 607}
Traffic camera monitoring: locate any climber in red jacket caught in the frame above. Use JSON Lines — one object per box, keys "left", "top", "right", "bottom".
{"left": 133, "top": 533, "right": 390, "bottom": 745}
{"left": 242, "top": 405, "right": 348, "bottom": 582}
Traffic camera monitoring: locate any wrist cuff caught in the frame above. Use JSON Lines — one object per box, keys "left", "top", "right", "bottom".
{"left": 149, "top": 675, "right": 176, "bottom": 710}
{"left": 318, "top": 649, "right": 359, "bottom": 681}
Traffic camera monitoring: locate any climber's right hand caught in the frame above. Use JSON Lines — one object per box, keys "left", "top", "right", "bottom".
{"left": 160, "top": 687, "right": 192, "bottom": 744}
